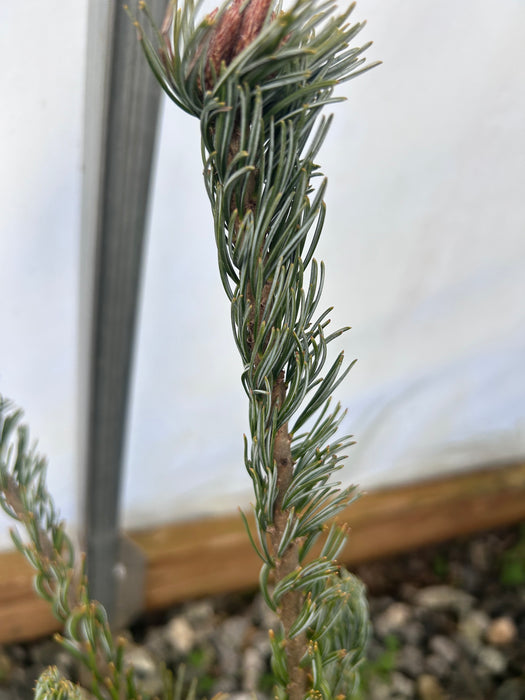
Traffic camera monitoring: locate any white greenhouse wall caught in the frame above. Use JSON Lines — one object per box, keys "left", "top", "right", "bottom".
{"left": 0, "top": 3, "right": 88, "bottom": 549}
{"left": 122, "top": 0, "right": 525, "bottom": 527}
{"left": 1, "top": 0, "right": 525, "bottom": 549}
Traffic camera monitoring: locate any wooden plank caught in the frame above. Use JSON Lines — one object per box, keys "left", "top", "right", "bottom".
{"left": 0, "top": 550, "right": 57, "bottom": 642}
{"left": 1, "top": 462, "right": 525, "bottom": 643}
{"left": 132, "top": 461, "right": 525, "bottom": 610}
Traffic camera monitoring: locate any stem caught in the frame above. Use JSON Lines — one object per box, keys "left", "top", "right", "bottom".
{"left": 270, "top": 374, "right": 308, "bottom": 699}
{"left": 227, "top": 64, "right": 311, "bottom": 685}
{"left": 247, "top": 283, "right": 309, "bottom": 698}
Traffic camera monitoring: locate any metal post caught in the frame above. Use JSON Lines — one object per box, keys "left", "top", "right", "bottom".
{"left": 78, "top": 0, "right": 165, "bottom": 625}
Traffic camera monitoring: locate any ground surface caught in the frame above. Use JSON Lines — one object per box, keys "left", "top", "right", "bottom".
{"left": 1, "top": 524, "right": 524, "bottom": 699}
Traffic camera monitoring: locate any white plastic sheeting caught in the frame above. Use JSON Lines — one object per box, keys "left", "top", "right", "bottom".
{"left": 1, "top": 1, "right": 524, "bottom": 548}
{"left": 0, "top": 3, "right": 88, "bottom": 548}
{"left": 122, "top": 0, "right": 525, "bottom": 527}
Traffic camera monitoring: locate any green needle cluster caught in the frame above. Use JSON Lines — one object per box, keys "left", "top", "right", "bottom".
{"left": 0, "top": 398, "right": 143, "bottom": 700}
{"left": 135, "top": 0, "right": 377, "bottom": 696}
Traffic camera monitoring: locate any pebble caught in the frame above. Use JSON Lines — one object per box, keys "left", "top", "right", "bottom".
{"left": 184, "top": 600, "right": 216, "bottom": 642}
{"left": 216, "top": 616, "right": 250, "bottom": 678}
{"left": 457, "top": 609, "right": 490, "bottom": 652}
{"left": 218, "top": 615, "right": 250, "bottom": 648}
{"left": 417, "top": 673, "right": 446, "bottom": 700}
{"left": 391, "top": 670, "right": 415, "bottom": 696}
{"left": 396, "top": 644, "right": 425, "bottom": 677}
{"left": 486, "top": 616, "right": 518, "bottom": 646}
{"left": 413, "top": 585, "right": 474, "bottom": 615}
{"left": 184, "top": 599, "right": 214, "bottom": 626}
{"left": 144, "top": 624, "right": 169, "bottom": 660}
{"left": 123, "top": 644, "right": 163, "bottom": 696}
{"left": 425, "top": 653, "right": 450, "bottom": 679}
{"left": 477, "top": 645, "right": 508, "bottom": 675}
{"left": 374, "top": 602, "right": 412, "bottom": 637}
{"left": 429, "top": 634, "right": 459, "bottom": 665}
{"left": 402, "top": 620, "right": 426, "bottom": 646}
{"left": 367, "top": 676, "right": 392, "bottom": 700}
{"left": 242, "top": 645, "right": 265, "bottom": 692}
{"left": 165, "top": 615, "right": 196, "bottom": 656}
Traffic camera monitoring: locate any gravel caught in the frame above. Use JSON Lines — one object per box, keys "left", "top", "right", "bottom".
{"left": 1, "top": 524, "right": 524, "bottom": 699}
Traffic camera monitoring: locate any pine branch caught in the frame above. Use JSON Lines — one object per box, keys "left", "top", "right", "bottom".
{"left": 0, "top": 397, "right": 140, "bottom": 700}
{"left": 133, "top": 0, "right": 377, "bottom": 696}
{"left": 0, "top": 397, "right": 205, "bottom": 700}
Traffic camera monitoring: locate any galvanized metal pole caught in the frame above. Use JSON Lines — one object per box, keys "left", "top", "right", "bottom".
{"left": 79, "top": 0, "right": 165, "bottom": 624}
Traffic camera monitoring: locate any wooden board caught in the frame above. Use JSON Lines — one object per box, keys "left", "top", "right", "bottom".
{"left": 1, "top": 461, "right": 524, "bottom": 643}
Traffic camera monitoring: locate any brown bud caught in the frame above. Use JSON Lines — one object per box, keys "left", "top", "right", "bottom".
{"left": 204, "top": 0, "right": 273, "bottom": 87}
